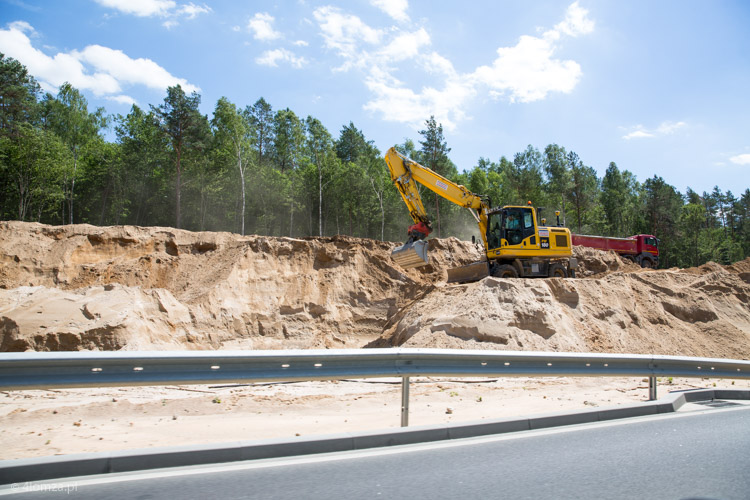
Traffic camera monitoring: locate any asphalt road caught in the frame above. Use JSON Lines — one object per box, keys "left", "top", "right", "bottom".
{"left": 8, "top": 405, "right": 750, "bottom": 500}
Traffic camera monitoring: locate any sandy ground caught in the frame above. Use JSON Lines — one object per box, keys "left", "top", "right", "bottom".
{"left": 3, "top": 376, "right": 748, "bottom": 460}
{"left": 2, "top": 223, "right": 749, "bottom": 461}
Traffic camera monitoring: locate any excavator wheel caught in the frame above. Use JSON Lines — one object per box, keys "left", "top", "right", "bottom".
{"left": 492, "top": 264, "right": 518, "bottom": 279}
{"left": 549, "top": 263, "right": 568, "bottom": 278}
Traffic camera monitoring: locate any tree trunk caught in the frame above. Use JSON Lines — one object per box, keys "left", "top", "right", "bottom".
{"left": 318, "top": 165, "right": 323, "bottom": 236}
{"left": 99, "top": 177, "right": 112, "bottom": 226}
{"left": 175, "top": 145, "right": 182, "bottom": 229}
{"left": 69, "top": 152, "right": 77, "bottom": 225}
{"left": 289, "top": 178, "right": 295, "bottom": 237}
{"left": 238, "top": 156, "right": 245, "bottom": 236}
{"left": 370, "top": 177, "right": 385, "bottom": 241}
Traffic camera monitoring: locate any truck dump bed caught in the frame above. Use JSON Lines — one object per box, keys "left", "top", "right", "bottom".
{"left": 572, "top": 234, "right": 638, "bottom": 255}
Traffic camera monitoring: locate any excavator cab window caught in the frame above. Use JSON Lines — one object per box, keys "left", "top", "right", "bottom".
{"left": 522, "top": 209, "right": 537, "bottom": 240}
{"left": 487, "top": 213, "right": 503, "bottom": 249}
{"left": 500, "top": 207, "right": 535, "bottom": 245}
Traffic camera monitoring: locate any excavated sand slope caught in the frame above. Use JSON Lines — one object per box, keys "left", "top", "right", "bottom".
{"left": 2, "top": 221, "right": 749, "bottom": 358}
{"left": 0, "top": 222, "right": 476, "bottom": 350}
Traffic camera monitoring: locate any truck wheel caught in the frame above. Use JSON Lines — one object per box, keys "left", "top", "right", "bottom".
{"left": 640, "top": 258, "right": 653, "bottom": 269}
{"left": 492, "top": 264, "right": 518, "bottom": 279}
{"left": 549, "top": 263, "right": 568, "bottom": 278}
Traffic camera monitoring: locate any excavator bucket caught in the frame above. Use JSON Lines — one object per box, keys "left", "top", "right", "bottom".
{"left": 446, "top": 261, "right": 490, "bottom": 284}
{"left": 391, "top": 240, "right": 429, "bottom": 269}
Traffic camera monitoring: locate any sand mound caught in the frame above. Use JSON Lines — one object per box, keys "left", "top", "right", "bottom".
{"left": 368, "top": 267, "right": 750, "bottom": 358}
{"left": 0, "top": 222, "right": 448, "bottom": 350}
{"left": 2, "top": 221, "right": 749, "bottom": 358}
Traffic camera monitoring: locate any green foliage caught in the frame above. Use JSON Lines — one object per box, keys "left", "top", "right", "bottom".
{"left": 42, "top": 82, "right": 106, "bottom": 224}
{"left": 151, "top": 84, "right": 206, "bottom": 229}
{"left": 1, "top": 56, "right": 748, "bottom": 269}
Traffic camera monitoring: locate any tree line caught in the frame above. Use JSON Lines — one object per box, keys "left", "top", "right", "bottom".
{"left": 1, "top": 53, "right": 748, "bottom": 268}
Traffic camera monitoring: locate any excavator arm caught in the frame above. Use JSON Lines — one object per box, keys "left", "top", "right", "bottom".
{"left": 385, "top": 147, "right": 491, "bottom": 268}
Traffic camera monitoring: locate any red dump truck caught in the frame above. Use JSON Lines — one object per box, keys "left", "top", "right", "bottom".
{"left": 572, "top": 234, "right": 659, "bottom": 268}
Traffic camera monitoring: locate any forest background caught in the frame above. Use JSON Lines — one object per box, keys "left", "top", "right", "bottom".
{"left": 2, "top": 53, "right": 748, "bottom": 269}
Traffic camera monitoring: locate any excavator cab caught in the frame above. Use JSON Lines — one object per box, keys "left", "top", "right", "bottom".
{"left": 486, "top": 207, "right": 534, "bottom": 249}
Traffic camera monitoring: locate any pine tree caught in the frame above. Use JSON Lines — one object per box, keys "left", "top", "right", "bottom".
{"left": 151, "top": 85, "right": 203, "bottom": 229}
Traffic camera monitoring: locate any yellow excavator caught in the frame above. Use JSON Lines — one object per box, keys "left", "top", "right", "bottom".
{"left": 385, "top": 147, "right": 577, "bottom": 282}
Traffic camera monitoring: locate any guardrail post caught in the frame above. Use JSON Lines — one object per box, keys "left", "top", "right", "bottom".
{"left": 649, "top": 376, "right": 657, "bottom": 401}
{"left": 401, "top": 376, "right": 410, "bottom": 427}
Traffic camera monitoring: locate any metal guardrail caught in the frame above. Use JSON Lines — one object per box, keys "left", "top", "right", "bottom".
{"left": 1, "top": 349, "right": 749, "bottom": 426}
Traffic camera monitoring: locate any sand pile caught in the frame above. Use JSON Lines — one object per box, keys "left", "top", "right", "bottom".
{"left": 2, "top": 221, "right": 749, "bottom": 358}
{"left": 369, "top": 262, "right": 750, "bottom": 358}
{"left": 0, "top": 222, "right": 476, "bottom": 350}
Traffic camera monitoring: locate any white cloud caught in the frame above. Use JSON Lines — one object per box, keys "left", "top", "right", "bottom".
{"left": 0, "top": 21, "right": 199, "bottom": 101}
{"left": 8, "top": 20, "right": 35, "bottom": 35}
{"left": 622, "top": 129, "right": 655, "bottom": 140}
{"left": 371, "top": 0, "right": 409, "bottom": 23}
{"left": 95, "top": 0, "right": 175, "bottom": 17}
{"left": 472, "top": 34, "right": 582, "bottom": 103}
{"left": 73, "top": 45, "right": 199, "bottom": 92}
{"left": 656, "top": 121, "right": 686, "bottom": 135}
{"left": 363, "top": 68, "right": 473, "bottom": 130}
{"left": 256, "top": 48, "right": 306, "bottom": 69}
{"left": 248, "top": 13, "right": 281, "bottom": 42}
{"left": 106, "top": 94, "right": 137, "bottom": 106}
{"left": 377, "top": 28, "right": 430, "bottom": 62}
{"left": 554, "top": 1, "right": 595, "bottom": 37}
{"left": 729, "top": 153, "right": 750, "bottom": 166}
{"left": 293, "top": 40, "right": 309, "bottom": 47}
{"left": 177, "top": 2, "right": 210, "bottom": 19}
{"left": 314, "top": 6, "right": 383, "bottom": 69}
{"left": 622, "top": 121, "right": 687, "bottom": 140}
{"left": 94, "top": 0, "right": 211, "bottom": 28}
{"left": 470, "top": 2, "right": 594, "bottom": 103}
{"left": 310, "top": 2, "right": 593, "bottom": 130}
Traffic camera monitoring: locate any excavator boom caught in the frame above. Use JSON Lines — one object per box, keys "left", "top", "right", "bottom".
{"left": 385, "top": 147, "right": 489, "bottom": 269}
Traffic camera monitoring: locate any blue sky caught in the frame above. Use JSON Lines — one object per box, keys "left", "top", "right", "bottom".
{"left": 1, "top": 0, "right": 748, "bottom": 196}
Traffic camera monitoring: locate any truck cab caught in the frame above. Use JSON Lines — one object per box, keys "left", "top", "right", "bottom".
{"left": 634, "top": 235, "right": 659, "bottom": 267}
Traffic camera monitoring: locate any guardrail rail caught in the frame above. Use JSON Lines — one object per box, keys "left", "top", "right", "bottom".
{"left": 2, "top": 349, "right": 749, "bottom": 426}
